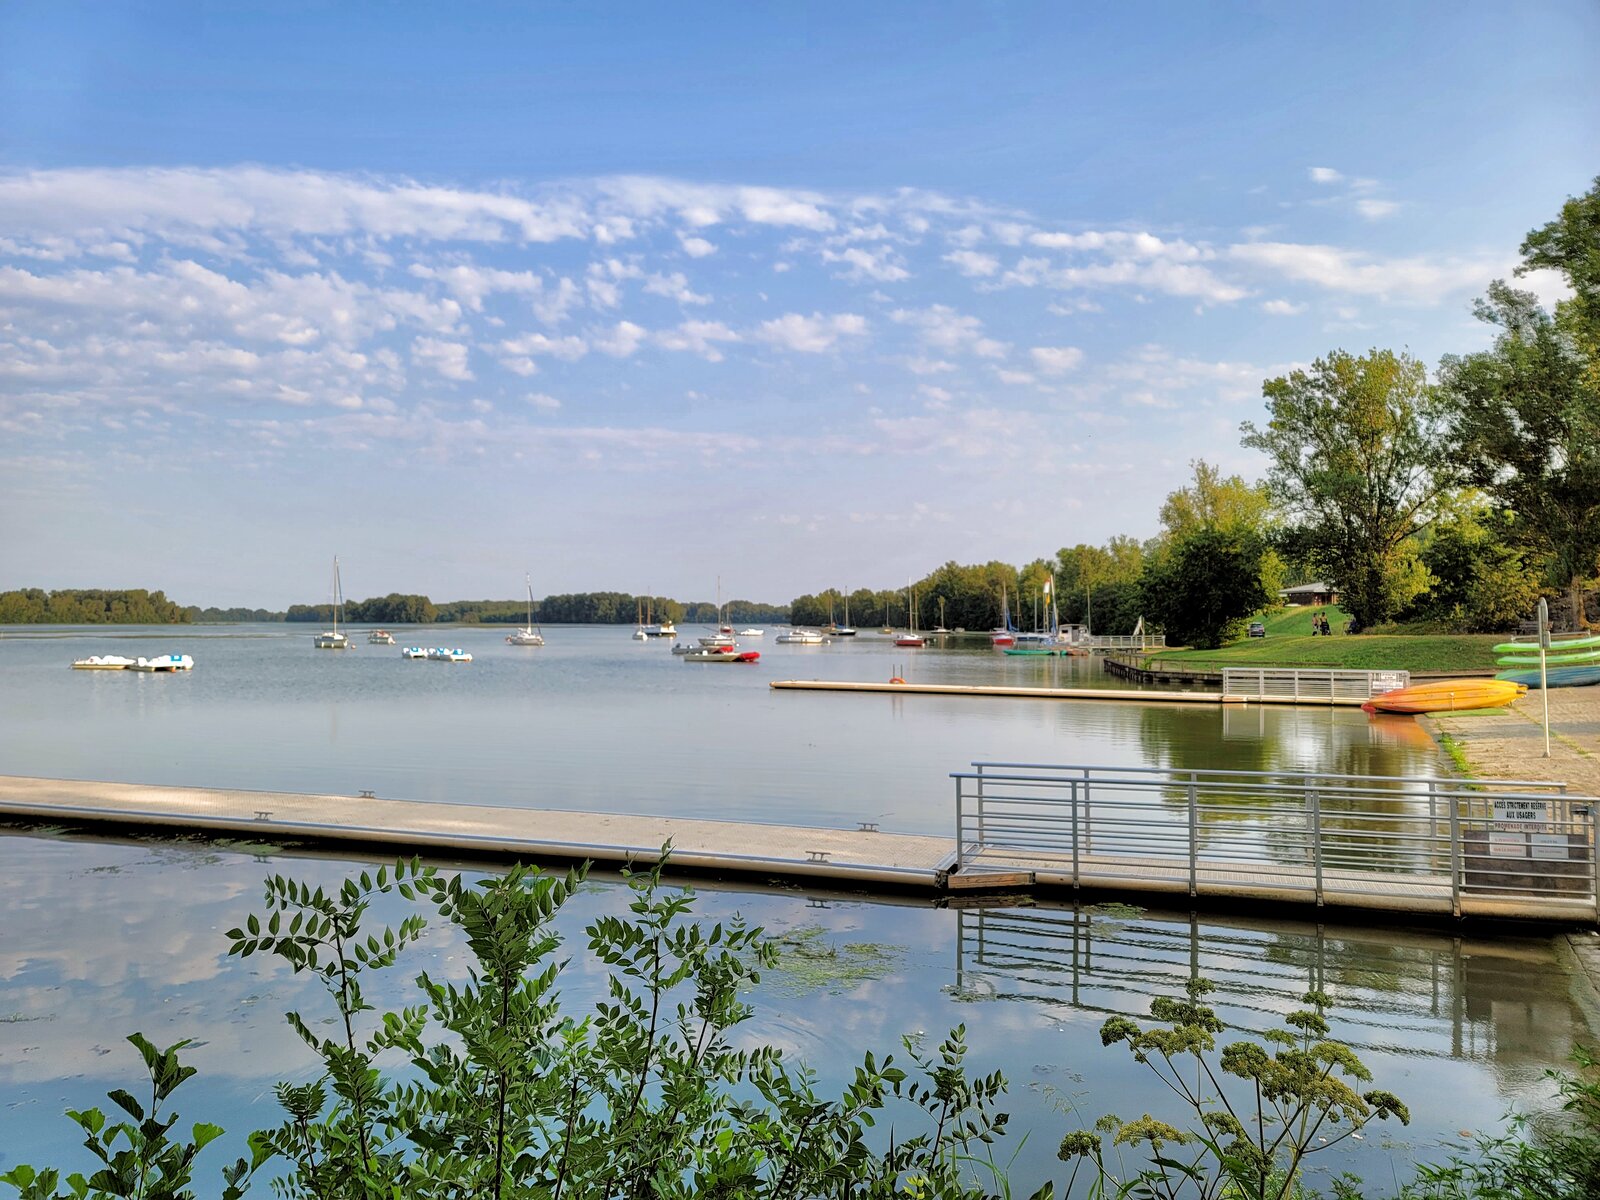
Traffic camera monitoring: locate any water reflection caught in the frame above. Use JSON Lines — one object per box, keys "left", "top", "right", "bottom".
{"left": 3, "top": 827, "right": 1593, "bottom": 1189}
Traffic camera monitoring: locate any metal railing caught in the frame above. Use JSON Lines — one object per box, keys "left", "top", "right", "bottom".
{"left": 1222, "top": 667, "right": 1409, "bottom": 700}
{"left": 1085, "top": 634, "right": 1167, "bottom": 650}
{"left": 952, "top": 761, "right": 1597, "bottom": 920}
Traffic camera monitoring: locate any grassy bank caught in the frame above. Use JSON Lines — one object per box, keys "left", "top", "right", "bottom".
{"left": 1149, "top": 605, "right": 1500, "bottom": 673}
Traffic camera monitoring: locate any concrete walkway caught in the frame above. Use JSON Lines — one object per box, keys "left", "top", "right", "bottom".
{"left": 1428, "top": 687, "right": 1600, "bottom": 795}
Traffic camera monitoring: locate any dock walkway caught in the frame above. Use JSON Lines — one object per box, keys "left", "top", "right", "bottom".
{"left": 769, "top": 679, "right": 1367, "bottom": 707}
{"left": 2, "top": 772, "right": 1594, "bottom": 925}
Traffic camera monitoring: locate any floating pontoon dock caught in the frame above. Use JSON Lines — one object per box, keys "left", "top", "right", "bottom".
{"left": 769, "top": 679, "right": 1369, "bottom": 706}
{"left": 2, "top": 769, "right": 1596, "bottom": 924}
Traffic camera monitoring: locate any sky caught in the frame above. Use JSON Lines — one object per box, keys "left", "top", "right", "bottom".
{"left": 1, "top": 2, "right": 1597, "bottom": 608}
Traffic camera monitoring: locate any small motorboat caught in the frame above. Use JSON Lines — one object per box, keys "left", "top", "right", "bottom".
{"left": 894, "top": 634, "right": 927, "bottom": 648}
{"left": 681, "top": 646, "right": 760, "bottom": 663}
{"left": 367, "top": 630, "right": 396, "bottom": 645}
{"left": 71, "top": 655, "right": 137, "bottom": 670}
{"left": 129, "top": 654, "right": 195, "bottom": 672}
{"left": 1362, "top": 678, "right": 1525, "bottom": 714}
{"left": 991, "top": 633, "right": 1016, "bottom": 647}
{"left": 402, "top": 646, "right": 429, "bottom": 659}
{"left": 775, "top": 629, "right": 826, "bottom": 644}
{"left": 738, "top": 628, "right": 765, "bottom": 637}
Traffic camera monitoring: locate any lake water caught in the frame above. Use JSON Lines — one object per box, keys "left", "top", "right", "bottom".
{"left": 2, "top": 624, "right": 1590, "bottom": 1192}
{"left": 0, "top": 624, "right": 1442, "bottom": 833}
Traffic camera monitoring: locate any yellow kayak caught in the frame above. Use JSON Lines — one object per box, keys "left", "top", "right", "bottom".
{"left": 1362, "top": 678, "right": 1526, "bottom": 714}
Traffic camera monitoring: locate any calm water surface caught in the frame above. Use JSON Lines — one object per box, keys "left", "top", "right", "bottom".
{"left": 1, "top": 830, "right": 1591, "bottom": 1193}
{"left": 0, "top": 624, "right": 1442, "bottom": 833}
{"left": 3, "top": 625, "right": 1577, "bottom": 1192}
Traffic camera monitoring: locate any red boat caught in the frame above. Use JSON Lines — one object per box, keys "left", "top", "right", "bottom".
{"left": 895, "top": 635, "right": 926, "bottom": 648}
{"left": 991, "top": 633, "right": 1015, "bottom": 647}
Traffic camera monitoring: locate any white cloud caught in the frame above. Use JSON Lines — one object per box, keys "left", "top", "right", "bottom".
{"left": 592, "top": 320, "right": 648, "bottom": 358}
{"left": 1030, "top": 346, "right": 1084, "bottom": 374}
{"left": 527, "top": 392, "right": 561, "bottom": 411}
{"left": 1354, "top": 199, "right": 1399, "bottom": 220}
{"left": 497, "top": 331, "right": 587, "bottom": 360}
{"left": 655, "top": 319, "right": 740, "bottom": 361}
{"left": 679, "top": 235, "right": 716, "bottom": 258}
{"left": 412, "top": 336, "right": 473, "bottom": 381}
{"left": 944, "top": 249, "right": 999, "bottom": 277}
{"left": 1260, "top": 299, "right": 1307, "bottom": 316}
{"left": 905, "top": 356, "right": 956, "bottom": 375}
{"left": 820, "top": 245, "right": 909, "bottom": 282}
{"left": 890, "top": 304, "right": 1008, "bottom": 359}
{"left": 1308, "top": 167, "right": 1344, "bottom": 184}
{"left": 752, "top": 311, "right": 867, "bottom": 353}
{"left": 1228, "top": 241, "right": 1499, "bottom": 301}
{"left": 994, "top": 368, "right": 1035, "bottom": 385}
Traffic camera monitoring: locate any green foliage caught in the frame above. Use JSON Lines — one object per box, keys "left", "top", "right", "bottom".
{"left": 1243, "top": 349, "right": 1455, "bottom": 629}
{"left": 0, "top": 589, "right": 192, "bottom": 625}
{"left": 1519, "top": 174, "right": 1600, "bottom": 380}
{"left": 1437, "top": 281, "right": 1600, "bottom": 630}
{"left": 0, "top": 1032, "right": 266, "bottom": 1200}
{"left": 1061, "top": 978, "right": 1410, "bottom": 1200}
{"left": 1400, "top": 1044, "right": 1600, "bottom": 1200}
{"left": 1402, "top": 499, "right": 1544, "bottom": 633}
{"left": 1140, "top": 526, "right": 1276, "bottom": 649}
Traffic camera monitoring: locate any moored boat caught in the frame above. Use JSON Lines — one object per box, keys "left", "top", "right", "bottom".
{"left": 402, "top": 646, "right": 429, "bottom": 659}
{"left": 71, "top": 655, "right": 137, "bottom": 670}
{"left": 894, "top": 634, "right": 926, "bottom": 648}
{"left": 314, "top": 556, "right": 349, "bottom": 649}
{"left": 680, "top": 646, "right": 760, "bottom": 663}
{"left": 1362, "top": 678, "right": 1525, "bottom": 714}
{"left": 426, "top": 647, "right": 473, "bottom": 662}
{"left": 775, "top": 628, "right": 826, "bottom": 644}
{"left": 130, "top": 654, "right": 195, "bottom": 672}
{"left": 506, "top": 574, "right": 545, "bottom": 646}
{"left": 367, "top": 630, "right": 396, "bottom": 645}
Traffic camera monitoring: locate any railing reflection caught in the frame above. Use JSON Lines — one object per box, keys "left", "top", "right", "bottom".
{"left": 952, "top": 904, "right": 1586, "bottom": 1065}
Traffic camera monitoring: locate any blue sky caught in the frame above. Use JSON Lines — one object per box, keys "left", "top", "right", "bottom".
{"left": 2, "top": 3, "right": 1596, "bottom": 607}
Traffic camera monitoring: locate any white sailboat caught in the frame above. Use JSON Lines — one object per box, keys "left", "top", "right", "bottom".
{"left": 314, "top": 557, "right": 349, "bottom": 649}
{"left": 506, "top": 574, "right": 545, "bottom": 646}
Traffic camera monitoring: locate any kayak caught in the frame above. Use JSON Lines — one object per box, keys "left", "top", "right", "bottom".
{"left": 1496, "top": 664, "right": 1600, "bottom": 689}
{"left": 1496, "top": 647, "right": 1600, "bottom": 667}
{"left": 1362, "top": 678, "right": 1526, "bottom": 714}
{"left": 1493, "top": 633, "right": 1600, "bottom": 654}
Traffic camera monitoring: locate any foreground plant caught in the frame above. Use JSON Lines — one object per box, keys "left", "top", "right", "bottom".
{"left": 1055, "top": 977, "right": 1410, "bottom": 1200}
{"left": 4, "top": 855, "right": 1460, "bottom": 1199}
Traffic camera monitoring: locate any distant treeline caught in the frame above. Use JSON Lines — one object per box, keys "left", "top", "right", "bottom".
{"left": 0, "top": 588, "right": 193, "bottom": 625}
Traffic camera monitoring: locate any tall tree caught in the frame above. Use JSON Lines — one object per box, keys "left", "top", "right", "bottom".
{"left": 1140, "top": 527, "right": 1275, "bottom": 649}
{"left": 1157, "top": 459, "right": 1274, "bottom": 541}
{"left": 1519, "top": 174, "right": 1600, "bottom": 380}
{"left": 1438, "top": 281, "right": 1600, "bottom": 627}
{"left": 1242, "top": 349, "right": 1453, "bottom": 628}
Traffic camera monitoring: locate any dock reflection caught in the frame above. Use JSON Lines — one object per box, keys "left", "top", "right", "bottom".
{"left": 953, "top": 903, "right": 1592, "bottom": 1073}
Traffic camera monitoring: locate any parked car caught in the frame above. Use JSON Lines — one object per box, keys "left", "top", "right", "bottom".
{"left": 1247, "top": 622, "right": 1266, "bottom": 638}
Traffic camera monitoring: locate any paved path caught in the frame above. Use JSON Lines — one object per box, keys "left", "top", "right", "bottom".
{"left": 1428, "top": 687, "right": 1600, "bottom": 795}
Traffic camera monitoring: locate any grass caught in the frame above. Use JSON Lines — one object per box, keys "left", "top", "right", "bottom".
{"left": 1149, "top": 604, "right": 1501, "bottom": 673}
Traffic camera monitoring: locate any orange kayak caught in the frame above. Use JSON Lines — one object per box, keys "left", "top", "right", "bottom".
{"left": 1362, "top": 678, "right": 1526, "bottom": 714}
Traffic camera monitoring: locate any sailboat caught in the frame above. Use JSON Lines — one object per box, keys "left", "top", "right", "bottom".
{"left": 632, "top": 597, "right": 649, "bottom": 640}
{"left": 895, "top": 583, "right": 926, "bottom": 647}
{"left": 933, "top": 597, "right": 949, "bottom": 634}
{"left": 991, "top": 583, "right": 1017, "bottom": 647}
{"left": 313, "top": 557, "right": 349, "bottom": 649}
{"left": 827, "top": 592, "right": 857, "bottom": 637}
{"left": 506, "top": 574, "right": 545, "bottom": 646}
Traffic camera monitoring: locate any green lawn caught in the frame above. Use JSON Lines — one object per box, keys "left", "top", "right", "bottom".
{"left": 1149, "top": 605, "right": 1501, "bottom": 673}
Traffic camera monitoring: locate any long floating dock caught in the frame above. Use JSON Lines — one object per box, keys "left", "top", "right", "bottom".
{"left": 0, "top": 775, "right": 955, "bottom": 888}
{"left": 769, "top": 680, "right": 1368, "bottom": 706}
{"left": 1, "top": 774, "right": 1591, "bottom": 923}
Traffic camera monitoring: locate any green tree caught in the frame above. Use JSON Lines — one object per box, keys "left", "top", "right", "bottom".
{"left": 1140, "top": 525, "right": 1275, "bottom": 648}
{"left": 1520, "top": 174, "right": 1600, "bottom": 380}
{"left": 1157, "top": 459, "right": 1274, "bottom": 542}
{"left": 1242, "top": 349, "right": 1452, "bottom": 629}
{"left": 1438, "top": 284, "right": 1600, "bottom": 629}
{"left": 1405, "top": 496, "right": 1545, "bottom": 632}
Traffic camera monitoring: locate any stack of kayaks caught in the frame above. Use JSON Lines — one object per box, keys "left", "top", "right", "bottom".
{"left": 1492, "top": 633, "right": 1600, "bottom": 689}
{"left": 1362, "top": 678, "right": 1526, "bottom": 714}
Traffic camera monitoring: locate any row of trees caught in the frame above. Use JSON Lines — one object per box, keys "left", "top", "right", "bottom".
{"left": 0, "top": 589, "right": 192, "bottom": 625}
